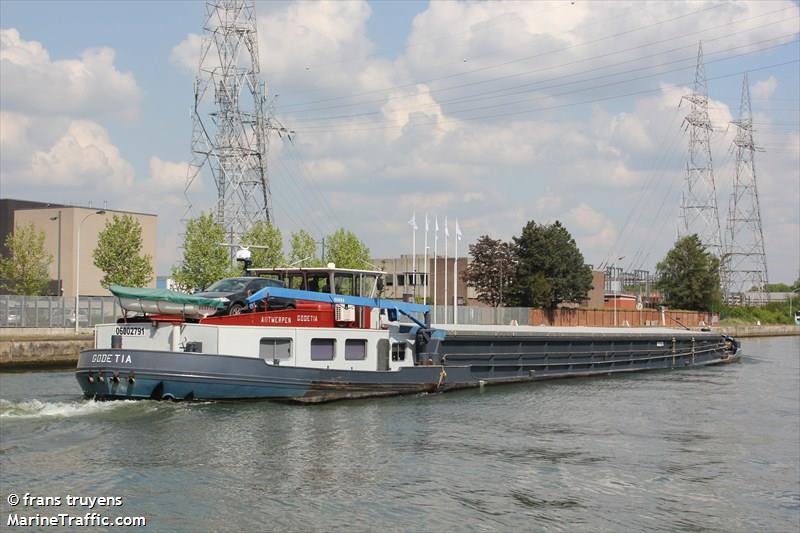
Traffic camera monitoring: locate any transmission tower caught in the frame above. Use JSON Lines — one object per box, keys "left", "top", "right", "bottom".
{"left": 722, "top": 73, "right": 769, "bottom": 303}
{"left": 679, "top": 42, "right": 723, "bottom": 260}
{"left": 184, "top": 0, "right": 289, "bottom": 243}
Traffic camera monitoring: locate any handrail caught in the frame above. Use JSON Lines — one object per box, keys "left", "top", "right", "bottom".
{"left": 245, "top": 286, "right": 430, "bottom": 315}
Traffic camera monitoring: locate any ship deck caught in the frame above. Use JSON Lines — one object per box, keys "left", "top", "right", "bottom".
{"left": 431, "top": 324, "right": 720, "bottom": 338}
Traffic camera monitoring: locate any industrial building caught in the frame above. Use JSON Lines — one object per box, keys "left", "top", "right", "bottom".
{"left": 0, "top": 199, "right": 157, "bottom": 297}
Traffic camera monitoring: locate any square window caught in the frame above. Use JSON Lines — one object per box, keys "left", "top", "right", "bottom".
{"left": 259, "top": 338, "right": 292, "bottom": 360}
{"left": 391, "top": 342, "right": 406, "bottom": 361}
{"left": 345, "top": 339, "right": 367, "bottom": 360}
{"left": 310, "top": 338, "right": 336, "bottom": 360}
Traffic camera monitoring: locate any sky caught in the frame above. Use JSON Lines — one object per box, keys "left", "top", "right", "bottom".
{"left": 1, "top": 0, "right": 798, "bottom": 283}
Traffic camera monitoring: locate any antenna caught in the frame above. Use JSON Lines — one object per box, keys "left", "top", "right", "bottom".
{"left": 183, "top": 0, "right": 291, "bottom": 246}
{"left": 721, "top": 73, "right": 769, "bottom": 305}
{"left": 678, "top": 42, "right": 723, "bottom": 261}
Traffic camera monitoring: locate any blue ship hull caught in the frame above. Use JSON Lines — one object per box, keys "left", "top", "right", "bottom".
{"left": 76, "top": 330, "right": 740, "bottom": 403}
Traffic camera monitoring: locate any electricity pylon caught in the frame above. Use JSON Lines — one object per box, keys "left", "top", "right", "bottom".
{"left": 679, "top": 42, "right": 723, "bottom": 261}
{"left": 183, "top": 0, "right": 290, "bottom": 244}
{"left": 722, "top": 73, "right": 769, "bottom": 304}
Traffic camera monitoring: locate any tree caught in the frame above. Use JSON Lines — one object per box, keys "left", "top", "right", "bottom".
{"left": 0, "top": 223, "right": 53, "bottom": 295}
{"left": 506, "top": 220, "right": 593, "bottom": 309}
{"left": 171, "top": 213, "right": 232, "bottom": 292}
{"left": 763, "top": 282, "right": 791, "bottom": 292}
{"left": 93, "top": 215, "right": 153, "bottom": 290}
{"left": 289, "top": 230, "right": 321, "bottom": 266}
{"left": 242, "top": 221, "right": 284, "bottom": 268}
{"left": 462, "top": 235, "right": 516, "bottom": 307}
{"left": 655, "top": 234, "right": 721, "bottom": 312}
{"left": 325, "top": 228, "right": 370, "bottom": 269}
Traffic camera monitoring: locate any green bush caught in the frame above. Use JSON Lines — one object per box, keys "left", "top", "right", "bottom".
{"left": 720, "top": 301, "right": 796, "bottom": 325}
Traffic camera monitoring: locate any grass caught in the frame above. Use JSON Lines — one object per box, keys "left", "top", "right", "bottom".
{"left": 719, "top": 301, "right": 798, "bottom": 325}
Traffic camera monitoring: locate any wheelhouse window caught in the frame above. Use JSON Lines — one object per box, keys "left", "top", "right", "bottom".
{"left": 310, "top": 338, "right": 336, "bottom": 360}
{"left": 334, "top": 273, "right": 355, "bottom": 296}
{"left": 288, "top": 274, "right": 305, "bottom": 290}
{"left": 307, "top": 274, "right": 331, "bottom": 294}
{"left": 361, "top": 273, "right": 378, "bottom": 297}
{"left": 345, "top": 339, "right": 367, "bottom": 360}
{"left": 391, "top": 342, "right": 406, "bottom": 361}
{"left": 260, "top": 338, "right": 292, "bottom": 360}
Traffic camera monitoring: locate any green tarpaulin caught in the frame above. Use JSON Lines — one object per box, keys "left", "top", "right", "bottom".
{"left": 110, "top": 285, "right": 227, "bottom": 309}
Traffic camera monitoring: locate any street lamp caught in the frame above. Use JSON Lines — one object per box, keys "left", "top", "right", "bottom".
{"left": 49, "top": 211, "right": 62, "bottom": 296}
{"left": 75, "top": 210, "right": 105, "bottom": 333}
{"left": 613, "top": 256, "right": 624, "bottom": 327}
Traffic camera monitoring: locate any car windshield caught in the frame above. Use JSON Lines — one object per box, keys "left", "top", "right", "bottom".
{"left": 204, "top": 279, "right": 249, "bottom": 292}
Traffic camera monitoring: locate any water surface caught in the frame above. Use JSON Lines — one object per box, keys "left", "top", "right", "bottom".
{"left": 1, "top": 336, "right": 798, "bottom": 531}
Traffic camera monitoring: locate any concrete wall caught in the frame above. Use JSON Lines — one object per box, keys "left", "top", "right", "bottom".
{"left": 0, "top": 329, "right": 92, "bottom": 369}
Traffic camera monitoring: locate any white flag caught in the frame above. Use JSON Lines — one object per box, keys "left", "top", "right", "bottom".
{"left": 456, "top": 219, "right": 462, "bottom": 240}
{"left": 435, "top": 216, "right": 439, "bottom": 233}
{"left": 445, "top": 216, "right": 449, "bottom": 238}
{"left": 408, "top": 212, "right": 418, "bottom": 230}
{"left": 425, "top": 213, "right": 429, "bottom": 232}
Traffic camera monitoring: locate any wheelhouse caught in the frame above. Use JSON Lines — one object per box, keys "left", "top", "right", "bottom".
{"left": 249, "top": 265, "right": 384, "bottom": 298}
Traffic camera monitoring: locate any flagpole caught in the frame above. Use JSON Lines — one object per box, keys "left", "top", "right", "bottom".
{"left": 423, "top": 214, "right": 429, "bottom": 306}
{"left": 433, "top": 216, "right": 438, "bottom": 323}
{"left": 453, "top": 219, "right": 459, "bottom": 325}
{"left": 444, "top": 216, "right": 449, "bottom": 324}
{"left": 412, "top": 211, "right": 416, "bottom": 300}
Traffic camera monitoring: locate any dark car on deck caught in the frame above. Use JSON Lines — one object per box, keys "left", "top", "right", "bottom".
{"left": 194, "top": 277, "right": 293, "bottom": 316}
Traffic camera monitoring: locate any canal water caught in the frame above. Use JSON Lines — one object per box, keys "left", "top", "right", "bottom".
{"left": 1, "top": 336, "right": 798, "bottom": 532}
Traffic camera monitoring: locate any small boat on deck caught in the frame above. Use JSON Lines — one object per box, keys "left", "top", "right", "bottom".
{"left": 76, "top": 266, "right": 740, "bottom": 403}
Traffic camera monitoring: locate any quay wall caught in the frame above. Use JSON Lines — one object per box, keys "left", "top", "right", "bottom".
{"left": 715, "top": 325, "right": 800, "bottom": 338}
{"left": 0, "top": 328, "right": 92, "bottom": 369}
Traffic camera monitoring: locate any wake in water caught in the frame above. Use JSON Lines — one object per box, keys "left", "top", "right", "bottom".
{"left": 0, "top": 398, "right": 138, "bottom": 419}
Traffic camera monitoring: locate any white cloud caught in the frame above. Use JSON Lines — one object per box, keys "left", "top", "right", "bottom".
{"left": 400, "top": 1, "right": 799, "bottom": 91}
{"left": 25, "top": 120, "right": 134, "bottom": 189}
{"left": 169, "top": 33, "right": 202, "bottom": 71}
{"left": 564, "top": 203, "right": 618, "bottom": 257}
{"left": 535, "top": 194, "right": 562, "bottom": 212}
{"left": 751, "top": 76, "right": 778, "bottom": 101}
{"left": 0, "top": 110, "right": 31, "bottom": 157}
{"left": 171, "top": 1, "right": 391, "bottom": 95}
{"left": 0, "top": 28, "right": 141, "bottom": 120}
{"left": 146, "top": 157, "right": 191, "bottom": 193}
{"left": 301, "top": 158, "right": 348, "bottom": 183}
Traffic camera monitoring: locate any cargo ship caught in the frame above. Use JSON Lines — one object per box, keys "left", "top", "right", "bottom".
{"left": 76, "top": 266, "right": 740, "bottom": 403}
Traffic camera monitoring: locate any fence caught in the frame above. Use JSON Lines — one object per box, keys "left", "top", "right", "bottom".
{"left": 0, "top": 296, "right": 532, "bottom": 329}
{"left": 0, "top": 295, "right": 121, "bottom": 328}
{"left": 529, "top": 307, "right": 717, "bottom": 328}
{"left": 429, "top": 305, "right": 531, "bottom": 326}
{"left": 0, "top": 295, "right": 713, "bottom": 330}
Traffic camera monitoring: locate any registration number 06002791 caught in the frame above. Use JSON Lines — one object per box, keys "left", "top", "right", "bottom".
{"left": 114, "top": 326, "right": 147, "bottom": 336}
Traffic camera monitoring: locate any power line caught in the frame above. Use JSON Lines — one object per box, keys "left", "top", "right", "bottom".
{"left": 286, "top": 7, "right": 795, "bottom": 117}
{"left": 292, "top": 56, "right": 800, "bottom": 136}
{"left": 277, "top": 2, "right": 741, "bottom": 109}
{"left": 291, "top": 31, "right": 797, "bottom": 126}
